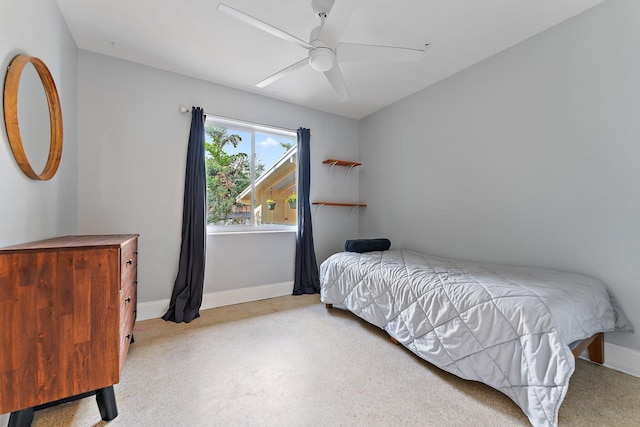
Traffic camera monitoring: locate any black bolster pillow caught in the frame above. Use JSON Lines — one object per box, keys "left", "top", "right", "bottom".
{"left": 345, "top": 238, "right": 391, "bottom": 253}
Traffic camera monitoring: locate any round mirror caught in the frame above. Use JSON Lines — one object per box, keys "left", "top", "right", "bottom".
{"left": 18, "top": 62, "right": 50, "bottom": 172}
{"left": 3, "top": 55, "right": 63, "bottom": 180}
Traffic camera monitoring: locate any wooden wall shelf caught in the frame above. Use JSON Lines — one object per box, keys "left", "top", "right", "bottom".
{"left": 312, "top": 202, "right": 366, "bottom": 207}
{"left": 322, "top": 158, "right": 361, "bottom": 179}
{"left": 318, "top": 158, "right": 364, "bottom": 217}
{"left": 322, "top": 159, "right": 362, "bottom": 167}
{"left": 312, "top": 202, "right": 366, "bottom": 219}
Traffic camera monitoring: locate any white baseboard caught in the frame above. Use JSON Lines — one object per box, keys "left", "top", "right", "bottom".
{"left": 578, "top": 342, "right": 640, "bottom": 378}
{"left": 136, "top": 281, "right": 294, "bottom": 321}
{"left": 602, "top": 342, "right": 640, "bottom": 378}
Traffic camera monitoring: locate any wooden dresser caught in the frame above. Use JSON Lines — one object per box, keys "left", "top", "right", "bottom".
{"left": 0, "top": 234, "right": 138, "bottom": 425}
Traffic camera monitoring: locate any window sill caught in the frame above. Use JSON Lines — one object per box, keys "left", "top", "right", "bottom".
{"left": 207, "top": 226, "right": 296, "bottom": 236}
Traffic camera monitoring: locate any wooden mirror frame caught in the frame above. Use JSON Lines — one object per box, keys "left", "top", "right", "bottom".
{"left": 3, "top": 54, "right": 63, "bottom": 180}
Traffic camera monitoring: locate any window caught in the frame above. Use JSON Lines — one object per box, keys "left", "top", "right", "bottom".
{"left": 205, "top": 116, "right": 297, "bottom": 231}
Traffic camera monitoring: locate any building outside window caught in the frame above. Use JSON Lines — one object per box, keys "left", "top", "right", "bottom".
{"left": 205, "top": 116, "right": 297, "bottom": 231}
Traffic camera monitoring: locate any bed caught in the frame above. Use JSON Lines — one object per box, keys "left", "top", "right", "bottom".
{"left": 320, "top": 249, "right": 619, "bottom": 427}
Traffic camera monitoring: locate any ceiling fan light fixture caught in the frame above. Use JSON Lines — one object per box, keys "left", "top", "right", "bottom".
{"left": 309, "top": 47, "right": 335, "bottom": 72}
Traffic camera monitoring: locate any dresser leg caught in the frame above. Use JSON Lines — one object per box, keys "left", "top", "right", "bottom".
{"left": 95, "top": 386, "right": 118, "bottom": 421}
{"left": 8, "top": 408, "right": 34, "bottom": 427}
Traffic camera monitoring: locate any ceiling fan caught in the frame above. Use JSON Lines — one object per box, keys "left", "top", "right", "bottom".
{"left": 217, "top": 0, "right": 427, "bottom": 102}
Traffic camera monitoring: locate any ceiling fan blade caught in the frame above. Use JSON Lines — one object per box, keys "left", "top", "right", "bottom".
{"left": 323, "top": 65, "right": 349, "bottom": 102}
{"left": 256, "top": 58, "right": 309, "bottom": 88}
{"left": 317, "top": 0, "right": 359, "bottom": 46}
{"left": 217, "top": 3, "right": 312, "bottom": 50}
{"left": 337, "top": 43, "right": 426, "bottom": 63}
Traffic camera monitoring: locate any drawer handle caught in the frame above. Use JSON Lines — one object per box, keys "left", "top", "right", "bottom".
{"left": 126, "top": 334, "right": 131, "bottom": 340}
{"left": 126, "top": 259, "right": 133, "bottom": 265}
{"left": 133, "top": 309, "right": 137, "bottom": 314}
{"left": 134, "top": 251, "right": 139, "bottom": 255}
{"left": 134, "top": 280, "right": 138, "bottom": 285}
{"left": 125, "top": 297, "right": 131, "bottom": 303}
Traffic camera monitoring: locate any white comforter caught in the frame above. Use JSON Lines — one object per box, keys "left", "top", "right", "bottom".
{"left": 320, "top": 249, "right": 616, "bottom": 427}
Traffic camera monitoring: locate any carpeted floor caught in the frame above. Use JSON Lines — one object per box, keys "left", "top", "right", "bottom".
{"left": 29, "top": 294, "right": 640, "bottom": 426}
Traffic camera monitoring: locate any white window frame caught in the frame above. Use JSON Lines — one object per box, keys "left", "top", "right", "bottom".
{"left": 205, "top": 116, "right": 297, "bottom": 234}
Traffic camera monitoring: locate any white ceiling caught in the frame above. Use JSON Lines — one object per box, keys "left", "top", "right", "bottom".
{"left": 56, "top": 0, "right": 604, "bottom": 119}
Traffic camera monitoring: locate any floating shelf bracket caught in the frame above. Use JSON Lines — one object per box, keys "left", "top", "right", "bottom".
{"left": 312, "top": 202, "right": 367, "bottom": 220}
{"left": 345, "top": 164, "right": 357, "bottom": 181}
{"left": 327, "top": 160, "right": 339, "bottom": 177}
{"left": 313, "top": 203, "right": 325, "bottom": 219}
{"left": 322, "top": 159, "right": 361, "bottom": 180}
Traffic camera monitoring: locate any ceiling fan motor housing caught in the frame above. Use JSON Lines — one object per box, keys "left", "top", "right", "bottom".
{"left": 309, "top": 46, "right": 335, "bottom": 71}
{"left": 311, "top": 0, "right": 335, "bottom": 17}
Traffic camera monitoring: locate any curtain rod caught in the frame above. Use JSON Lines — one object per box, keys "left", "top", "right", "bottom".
{"left": 179, "top": 106, "right": 299, "bottom": 135}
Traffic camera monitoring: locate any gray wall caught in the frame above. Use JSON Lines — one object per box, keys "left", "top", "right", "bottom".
{"left": 0, "top": 0, "right": 78, "bottom": 247}
{"left": 360, "top": 0, "right": 640, "bottom": 350}
{"left": 77, "top": 51, "right": 359, "bottom": 303}
{"left": 0, "top": 1, "right": 77, "bottom": 424}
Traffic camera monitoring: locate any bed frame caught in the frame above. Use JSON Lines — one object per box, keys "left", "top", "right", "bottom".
{"left": 325, "top": 304, "right": 605, "bottom": 364}
{"left": 570, "top": 332, "right": 604, "bottom": 364}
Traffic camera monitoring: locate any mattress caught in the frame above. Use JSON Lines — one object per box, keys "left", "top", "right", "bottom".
{"left": 320, "top": 249, "right": 616, "bottom": 427}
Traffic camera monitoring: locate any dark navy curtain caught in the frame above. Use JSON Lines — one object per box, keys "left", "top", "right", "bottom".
{"left": 293, "top": 128, "right": 320, "bottom": 295}
{"left": 163, "top": 107, "right": 207, "bottom": 323}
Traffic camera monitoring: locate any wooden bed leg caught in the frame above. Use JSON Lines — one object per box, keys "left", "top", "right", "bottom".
{"left": 325, "top": 303, "right": 333, "bottom": 309}
{"left": 571, "top": 332, "right": 605, "bottom": 365}
{"left": 587, "top": 332, "right": 604, "bottom": 365}
{"left": 389, "top": 336, "right": 399, "bottom": 345}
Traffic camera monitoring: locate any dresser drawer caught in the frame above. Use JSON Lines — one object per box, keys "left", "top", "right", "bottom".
{"left": 118, "top": 318, "right": 135, "bottom": 374}
{"left": 119, "top": 268, "right": 137, "bottom": 336}
{"left": 118, "top": 284, "right": 137, "bottom": 374}
{"left": 120, "top": 239, "right": 138, "bottom": 279}
{"left": 120, "top": 284, "right": 136, "bottom": 318}
{"left": 121, "top": 267, "right": 137, "bottom": 297}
